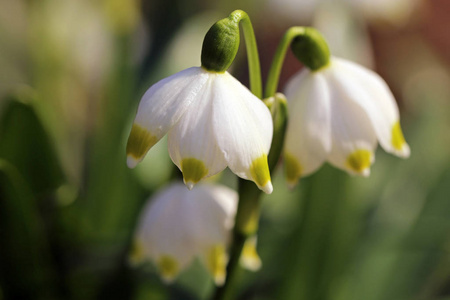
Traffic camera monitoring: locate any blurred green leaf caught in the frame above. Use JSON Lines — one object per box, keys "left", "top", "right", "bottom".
{"left": 0, "top": 91, "right": 64, "bottom": 196}
{"left": 380, "top": 167, "right": 450, "bottom": 300}
{"left": 0, "top": 159, "right": 58, "bottom": 300}
{"left": 277, "top": 165, "right": 358, "bottom": 300}
{"left": 83, "top": 35, "right": 143, "bottom": 238}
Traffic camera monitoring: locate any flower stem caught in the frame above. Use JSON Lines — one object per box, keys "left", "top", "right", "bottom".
{"left": 264, "top": 27, "right": 306, "bottom": 98}
{"left": 213, "top": 12, "right": 297, "bottom": 300}
{"left": 212, "top": 11, "right": 265, "bottom": 300}
{"left": 230, "top": 10, "right": 262, "bottom": 99}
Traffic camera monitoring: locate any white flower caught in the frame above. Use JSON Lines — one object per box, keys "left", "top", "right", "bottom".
{"left": 129, "top": 182, "right": 261, "bottom": 285}
{"left": 126, "top": 67, "right": 273, "bottom": 194}
{"left": 284, "top": 57, "right": 410, "bottom": 187}
{"left": 266, "top": 0, "right": 418, "bottom": 26}
{"left": 347, "top": 0, "right": 418, "bottom": 26}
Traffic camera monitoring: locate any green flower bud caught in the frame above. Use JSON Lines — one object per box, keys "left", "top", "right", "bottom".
{"left": 201, "top": 14, "right": 240, "bottom": 73}
{"left": 291, "top": 27, "right": 330, "bottom": 71}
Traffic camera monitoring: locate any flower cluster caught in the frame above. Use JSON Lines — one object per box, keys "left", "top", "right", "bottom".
{"left": 126, "top": 10, "right": 410, "bottom": 287}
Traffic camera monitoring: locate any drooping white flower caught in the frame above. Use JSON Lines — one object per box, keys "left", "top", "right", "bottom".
{"left": 126, "top": 67, "right": 273, "bottom": 194}
{"left": 129, "top": 182, "right": 261, "bottom": 285}
{"left": 284, "top": 57, "right": 410, "bottom": 187}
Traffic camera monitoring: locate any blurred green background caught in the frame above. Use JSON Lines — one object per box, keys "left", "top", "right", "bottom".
{"left": 1, "top": 0, "right": 450, "bottom": 299}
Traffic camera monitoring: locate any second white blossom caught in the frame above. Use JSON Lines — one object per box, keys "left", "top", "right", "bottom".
{"left": 284, "top": 57, "right": 410, "bottom": 187}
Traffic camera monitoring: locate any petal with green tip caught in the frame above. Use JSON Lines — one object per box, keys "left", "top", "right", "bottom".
{"left": 128, "top": 67, "right": 209, "bottom": 168}
{"left": 168, "top": 75, "right": 226, "bottom": 189}
{"left": 211, "top": 72, "right": 273, "bottom": 193}
{"left": 283, "top": 70, "right": 331, "bottom": 182}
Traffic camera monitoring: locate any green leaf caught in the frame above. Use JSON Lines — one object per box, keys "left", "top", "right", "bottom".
{"left": 0, "top": 159, "right": 58, "bottom": 300}
{"left": 0, "top": 91, "right": 64, "bottom": 196}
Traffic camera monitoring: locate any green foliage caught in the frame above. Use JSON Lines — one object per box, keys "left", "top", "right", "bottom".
{"left": 0, "top": 92, "right": 64, "bottom": 195}
{"left": 0, "top": 160, "right": 58, "bottom": 300}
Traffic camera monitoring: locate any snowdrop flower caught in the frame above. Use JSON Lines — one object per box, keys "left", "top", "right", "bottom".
{"left": 266, "top": 0, "right": 418, "bottom": 26}
{"left": 126, "top": 11, "right": 273, "bottom": 194}
{"left": 283, "top": 28, "right": 410, "bottom": 187}
{"left": 130, "top": 182, "right": 260, "bottom": 285}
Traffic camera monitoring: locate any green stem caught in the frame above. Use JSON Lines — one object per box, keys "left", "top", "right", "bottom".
{"left": 230, "top": 10, "right": 262, "bottom": 99}
{"left": 213, "top": 179, "right": 261, "bottom": 300}
{"left": 264, "top": 27, "right": 306, "bottom": 98}
{"left": 212, "top": 11, "right": 264, "bottom": 300}
{"left": 213, "top": 81, "right": 288, "bottom": 300}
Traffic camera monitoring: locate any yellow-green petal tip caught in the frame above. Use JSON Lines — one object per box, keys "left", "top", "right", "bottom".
{"left": 157, "top": 255, "right": 179, "bottom": 283}
{"left": 240, "top": 237, "right": 262, "bottom": 271}
{"left": 250, "top": 154, "right": 272, "bottom": 194}
{"left": 181, "top": 158, "right": 208, "bottom": 189}
{"left": 126, "top": 124, "right": 158, "bottom": 168}
{"left": 391, "top": 121, "right": 410, "bottom": 157}
{"left": 346, "top": 149, "right": 372, "bottom": 176}
{"left": 206, "top": 245, "right": 227, "bottom": 286}
{"left": 284, "top": 152, "right": 303, "bottom": 188}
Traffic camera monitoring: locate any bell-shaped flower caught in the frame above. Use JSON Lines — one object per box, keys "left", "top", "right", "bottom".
{"left": 284, "top": 57, "right": 410, "bottom": 187}
{"left": 127, "top": 10, "right": 273, "bottom": 194}
{"left": 130, "top": 182, "right": 263, "bottom": 284}
{"left": 129, "top": 182, "right": 237, "bottom": 285}
{"left": 126, "top": 67, "right": 273, "bottom": 193}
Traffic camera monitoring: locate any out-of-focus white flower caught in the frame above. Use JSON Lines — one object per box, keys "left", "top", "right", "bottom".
{"left": 130, "top": 182, "right": 238, "bottom": 285}
{"left": 284, "top": 57, "right": 410, "bottom": 187}
{"left": 347, "top": 0, "right": 417, "bottom": 26}
{"left": 126, "top": 67, "right": 273, "bottom": 194}
{"left": 266, "top": 0, "right": 418, "bottom": 26}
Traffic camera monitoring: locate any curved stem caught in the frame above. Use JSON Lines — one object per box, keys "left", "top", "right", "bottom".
{"left": 264, "top": 26, "right": 306, "bottom": 98}
{"left": 231, "top": 10, "right": 262, "bottom": 98}
{"left": 212, "top": 11, "right": 263, "bottom": 300}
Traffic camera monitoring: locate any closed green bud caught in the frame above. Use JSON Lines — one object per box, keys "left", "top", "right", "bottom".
{"left": 291, "top": 27, "right": 330, "bottom": 71}
{"left": 201, "top": 14, "right": 241, "bottom": 73}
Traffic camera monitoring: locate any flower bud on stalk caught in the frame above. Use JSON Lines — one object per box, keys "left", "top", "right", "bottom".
{"left": 201, "top": 15, "right": 240, "bottom": 72}
{"left": 290, "top": 27, "right": 331, "bottom": 71}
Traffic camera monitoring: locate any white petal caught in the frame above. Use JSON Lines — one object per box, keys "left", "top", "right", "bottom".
{"left": 127, "top": 67, "right": 209, "bottom": 168}
{"left": 187, "top": 185, "right": 237, "bottom": 285}
{"left": 332, "top": 57, "right": 410, "bottom": 157}
{"left": 167, "top": 78, "right": 227, "bottom": 189}
{"left": 324, "top": 63, "right": 378, "bottom": 176}
{"left": 204, "top": 184, "right": 238, "bottom": 230}
{"left": 211, "top": 72, "right": 274, "bottom": 193}
{"left": 185, "top": 184, "right": 236, "bottom": 249}
{"left": 137, "top": 184, "right": 197, "bottom": 278}
{"left": 283, "top": 69, "right": 331, "bottom": 186}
